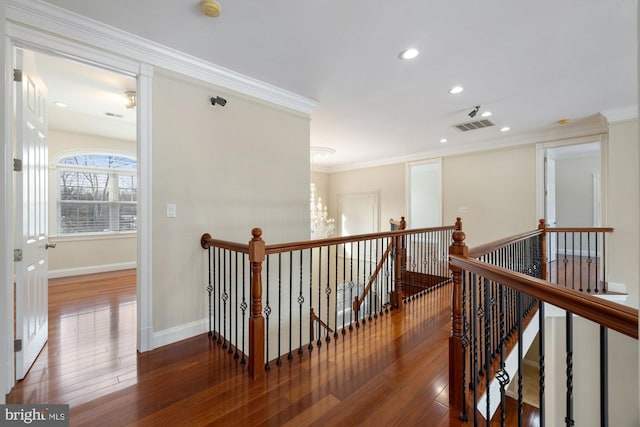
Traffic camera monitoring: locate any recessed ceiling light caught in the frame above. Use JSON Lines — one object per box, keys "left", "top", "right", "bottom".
{"left": 53, "top": 101, "right": 67, "bottom": 108}
{"left": 500, "top": 126, "right": 510, "bottom": 132}
{"left": 399, "top": 48, "right": 419, "bottom": 60}
{"left": 449, "top": 86, "right": 464, "bottom": 94}
{"left": 481, "top": 111, "right": 492, "bottom": 117}
{"left": 440, "top": 138, "right": 448, "bottom": 143}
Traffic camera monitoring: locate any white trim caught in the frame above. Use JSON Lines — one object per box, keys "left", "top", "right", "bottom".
{"left": 601, "top": 106, "right": 638, "bottom": 124}
{"left": 137, "top": 64, "right": 153, "bottom": 352}
{"left": 327, "top": 117, "right": 608, "bottom": 173}
{"left": 6, "top": 0, "right": 317, "bottom": 115}
{"left": 153, "top": 318, "right": 208, "bottom": 349}
{"left": 0, "top": 4, "right": 11, "bottom": 400}
{"left": 49, "top": 262, "right": 136, "bottom": 279}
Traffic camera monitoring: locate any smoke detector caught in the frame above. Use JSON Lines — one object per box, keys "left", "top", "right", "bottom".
{"left": 201, "top": 0, "right": 221, "bottom": 17}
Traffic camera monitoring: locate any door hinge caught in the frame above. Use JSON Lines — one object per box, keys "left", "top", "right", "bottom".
{"left": 14, "top": 339, "right": 22, "bottom": 352}
{"left": 14, "top": 249, "right": 22, "bottom": 262}
{"left": 13, "top": 68, "right": 22, "bottom": 82}
{"left": 13, "top": 158, "right": 22, "bottom": 172}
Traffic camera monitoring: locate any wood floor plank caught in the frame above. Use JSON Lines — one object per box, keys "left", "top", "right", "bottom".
{"left": 6, "top": 272, "right": 539, "bottom": 426}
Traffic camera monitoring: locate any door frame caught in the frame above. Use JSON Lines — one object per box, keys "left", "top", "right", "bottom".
{"left": 1, "top": 21, "right": 154, "bottom": 391}
{"left": 535, "top": 134, "right": 608, "bottom": 226}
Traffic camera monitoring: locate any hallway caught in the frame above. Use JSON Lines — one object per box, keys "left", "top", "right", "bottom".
{"left": 7, "top": 272, "right": 536, "bottom": 426}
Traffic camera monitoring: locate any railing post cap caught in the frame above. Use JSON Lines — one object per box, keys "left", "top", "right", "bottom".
{"left": 251, "top": 228, "right": 263, "bottom": 240}
{"left": 452, "top": 230, "right": 466, "bottom": 245}
{"left": 538, "top": 218, "right": 546, "bottom": 229}
{"left": 455, "top": 217, "right": 462, "bottom": 230}
{"left": 200, "top": 233, "right": 212, "bottom": 249}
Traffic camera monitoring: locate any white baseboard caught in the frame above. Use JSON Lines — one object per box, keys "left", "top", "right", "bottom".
{"left": 152, "top": 318, "right": 208, "bottom": 349}
{"left": 48, "top": 262, "right": 136, "bottom": 279}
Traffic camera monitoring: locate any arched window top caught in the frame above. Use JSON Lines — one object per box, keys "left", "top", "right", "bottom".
{"left": 58, "top": 154, "right": 136, "bottom": 171}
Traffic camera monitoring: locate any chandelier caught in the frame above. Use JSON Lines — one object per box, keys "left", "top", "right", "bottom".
{"left": 310, "top": 183, "right": 335, "bottom": 239}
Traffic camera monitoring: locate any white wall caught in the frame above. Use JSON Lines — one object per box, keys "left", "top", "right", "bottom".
{"left": 47, "top": 130, "right": 137, "bottom": 276}
{"left": 607, "top": 120, "right": 639, "bottom": 306}
{"left": 152, "top": 70, "right": 311, "bottom": 335}
{"left": 555, "top": 155, "right": 600, "bottom": 227}
{"left": 443, "top": 144, "right": 538, "bottom": 247}
{"left": 328, "top": 163, "right": 406, "bottom": 233}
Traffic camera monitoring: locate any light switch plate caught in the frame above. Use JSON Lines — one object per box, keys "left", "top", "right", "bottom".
{"left": 166, "top": 203, "right": 177, "bottom": 218}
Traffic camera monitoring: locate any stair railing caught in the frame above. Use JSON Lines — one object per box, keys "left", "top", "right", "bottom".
{"left": 201, "top": 220, "right": 455, "bottom": 379}
{"left": 449, "top": 218, "right": 636, "bottom": 426}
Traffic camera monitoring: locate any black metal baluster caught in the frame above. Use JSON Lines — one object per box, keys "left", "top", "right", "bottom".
{"left": 355, "top": 241, "right": 360, "bottom": 328}
{"left": 497, "top": 283, "right": 509, "bottom": 427}
{"left": 602, "top": 233, "right": 607, "bottom": 292}
{"left": 222, "top": 249, "right": 228, "bottom": 350}
{"left": 579, "top": 232, "right": 583, "bottom": 291}
{"left": 234, "top": 252, "right": 239, "bottom": 359}
{"left": 484, "top": 278, "right": 491, "bottom": 426}
{"left": 517, "top": 291, "right": 523, "bottom": 427}
{"left": 349, "top": 241, "right": 354, "bottom": 331}
{"left": 298, "top": 250, "right": 304, "bottom": 355}
{"left": 334, "top": 243, "right": 339, "bottom": 338}
{"left": 595, "top": 232, "right": 599, "bottom": 293}
{"left": 317, "top": 246, "right": 323, "bottom": 346}
{"left": 227, "top": 249, "right": 233, "bottom": 354}
{"left": 216, "top": 247, "right": 221, "bottom": 344}
{"left": 478, "top": 276, "right": 485, "bottom": 377}
{"left": 326, "top": 245, "right": 332, "bottom": 343}
{"left": 368, "top": 239, "right": 373, "bottom": 322}
{"left": 587, "top": 233, "right": 592, "bottom": 293}
{"left": 565, "top": 311, "right": 574, "bottom": 426}
{"left": 374, "top": 238, "right": 379, "bottom": 318}
{"left": 241, "top": 255, "right": 246, "bottom": 365}
{"left": 288, "top": 252, "right": 293, "bottom": 360}
{"left": 308, "top": 249, "right": 314, "bottom": 351}
{"left": 277, "top": 253, "right": 282, "bottom": 365}
{"left": 460, "top": 270, "right": 469, "bottom": 422}
{"left": 471, "top": 273, "right": 479, "bottom": 427}
{"left": 342, "top": 243, "right": 347, "bottom": 331}
{"left": 207, "top": 247, "right": 213, "bottom": 338}
{"left": 571, "top": 232, "right": 575, "bottom": 290}
{"left": 600, "top": 325, "right": 608, "bottom": 427}
{"left": 264, "top": 256, "right": 271, "bottom": 370}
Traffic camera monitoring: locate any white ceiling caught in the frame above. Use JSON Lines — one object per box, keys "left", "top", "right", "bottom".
{"left": 37, "top": 0, "right": 637, "bottom": 169}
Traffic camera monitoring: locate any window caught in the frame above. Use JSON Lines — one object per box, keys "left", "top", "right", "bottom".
{"left": 57, "top": 154, "right": 137, "bottom": 234}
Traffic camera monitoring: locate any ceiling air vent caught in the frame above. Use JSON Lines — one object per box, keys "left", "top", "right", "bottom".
{"left": 453, "top": 119, "right": 495, "bottom": 132}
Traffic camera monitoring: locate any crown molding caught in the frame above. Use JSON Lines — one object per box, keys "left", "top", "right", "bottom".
{"left": 5, "top": 0, "right": 318, "bottom": 115}
{"left": 601, "top": 105, "right": 638, "bottom": 124}
{"left": 326, "top": 115, "right": 609, "bottom": 173}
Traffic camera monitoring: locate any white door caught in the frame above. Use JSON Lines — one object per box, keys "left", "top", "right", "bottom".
{"left": 14, "top": 48, "right": 50, "bottom": 379}
{"left": 545, "top": 155, "right": 557, "bottom": 263}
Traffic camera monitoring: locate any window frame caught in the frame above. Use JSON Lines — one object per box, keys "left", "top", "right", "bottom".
{"left": 55, "top": 153, "right": 137, "bottom": 236}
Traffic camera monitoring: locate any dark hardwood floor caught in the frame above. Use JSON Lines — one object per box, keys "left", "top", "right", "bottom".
{"left": 7, "top": 270, "right": 538, "bottom": 426}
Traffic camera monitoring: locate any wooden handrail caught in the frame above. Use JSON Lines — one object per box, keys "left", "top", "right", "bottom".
{"left": 310, "top": 308, "right": 334, "bottom": 341}
{"left": 352, "top": 241, "right": 394, "bottom": 314}
{"left": 546, "top": 227, "right": 614, "bottom": 233}
{"left": 449, "top": 255, "right": 638, "bottom": 339}
{"left": 467, "top": 229, "right": 542, "bottom": 259}
{"left": 263, "top": 225, "right": 455, "bottom": 255}
{"left": 200, "top": 233, "right": 249, "bottom": 253}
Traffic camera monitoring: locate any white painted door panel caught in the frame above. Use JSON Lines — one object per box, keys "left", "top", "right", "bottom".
{"left": 15, "top": 48, "right": 49, "bottom": 380}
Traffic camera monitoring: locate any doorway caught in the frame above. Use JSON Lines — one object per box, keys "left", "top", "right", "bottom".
{"left": 11, "top": 47, "right": 140, "bottom": 381}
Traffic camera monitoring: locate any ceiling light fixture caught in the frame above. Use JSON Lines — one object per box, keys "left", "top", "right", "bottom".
{"left": 124, "top": 91, "right": 137, "bottom": 109}
{"left": 399, "top": 48, "right": 419, "bottom": 60}
{"left": 440, "top": 138, "right": 448, "bottom": 143}
{"left": 481, "top": 111, "right": 492, "bottom": 117}
{"left": 449, "top": 86, "right": 464, "bottom": 94}
{"left": 200, "top": 0, "right": 221, "bottom": 17}
{"left": 468, "top": 105, "right": 480, "bottom": 118}
{"left": 500, "top": 126, "right": 510, "bottom": 132}
{"left": 53, "top": 101, "right": 67, "bottom": 108}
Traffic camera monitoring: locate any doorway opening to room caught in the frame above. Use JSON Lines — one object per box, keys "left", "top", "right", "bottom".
{"left": 11, "top": 47, "right": 139, "bottom": 384}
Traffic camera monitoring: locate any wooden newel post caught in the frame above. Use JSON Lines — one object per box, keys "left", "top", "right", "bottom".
{"left": 248, "top": 228, "right": 266, "bottom": 379}
{"left": 449, "top": 217, "right": 468, "bottom": 418}
{"left": 391, "top": 216, "right": 407, "bottom": 308}
{"left": 538, "top": 218, "right": 547, "bottom": 281}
